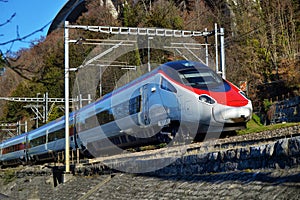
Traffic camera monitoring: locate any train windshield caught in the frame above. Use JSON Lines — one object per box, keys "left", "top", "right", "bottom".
{"left": 178, "top": 68, "right": 223, "bottom": 89}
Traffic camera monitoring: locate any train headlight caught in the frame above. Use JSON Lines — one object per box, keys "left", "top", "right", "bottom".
{"left": 199, "top": 95, "right": 216, "bottom": 104}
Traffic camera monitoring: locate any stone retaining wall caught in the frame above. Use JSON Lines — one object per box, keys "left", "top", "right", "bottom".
{"left": 12, "top": 126, "right": 300, "bottom": 177}
{"left": 98, "top": 126, "right": 300, "bottom": 176}
{"left": 148, "top": 136, "right": 300, "bottom": 176}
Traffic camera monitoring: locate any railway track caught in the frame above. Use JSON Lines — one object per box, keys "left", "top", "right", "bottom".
{"left": 1, "top": 125, "right": 299, "bottom": 170}
{"left": 85, "top": 124, "right": 300, "bottom": 165}
{"left": 189, "top": 125, "right": 300, "bottom": 153}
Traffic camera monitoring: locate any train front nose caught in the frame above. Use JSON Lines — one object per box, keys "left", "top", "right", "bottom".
{"left": 213, "top": 104, "right": 252, "bottom": 123}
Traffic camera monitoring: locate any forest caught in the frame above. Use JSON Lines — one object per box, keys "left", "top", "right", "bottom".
{"left": 0, "top": 0, "right": 299, "bottom": 133}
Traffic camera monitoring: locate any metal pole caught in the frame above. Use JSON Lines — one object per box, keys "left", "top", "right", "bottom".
{"left": 99, "top": 67, "right": 102, "bottom": 97}
{"left": 64, "top": 21, "right": 70, "bottom": 173}
{"left": 215, "top": 23, "right": 219, "bottom": 74}
{"left": 43, "top": 93, "right": 46, "bottom": 123}
{"left": 77, "top": 148, "right": 80, "bottom": 164}
{"left": 45, "top": 92, "right": 49, "bottom": 122}
{"left": 36, "top": 93, "right": 40, "bottom": 128}
{"left": 205, "top": 28, "right": 209, "bottom": 66}
{"left": 88, "top": 94, "right": 91, "bottom": 104}
{"left": 79, "top": 94, "right": 83, "bottom": 109}
{"left": 17, "top": 121, "right": 21, "bottom": 135}
{"left": 76, "top": 96, "right": 79, "bottom": 110}
{"left": 19, "top": 121, "right": 21, "bottom": 134}
{"left": 147, "top": 37, "right": 153, "bottom": 72}
{"left": 25, "top": 121, "right": 28, "bottom": 133}
{"left": 220, "top": 27, "right": 226, "bottom": 79}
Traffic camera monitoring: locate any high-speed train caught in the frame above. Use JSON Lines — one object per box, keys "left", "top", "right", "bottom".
{"left": 0, "top": 60, "right": 252, "bottom": 166}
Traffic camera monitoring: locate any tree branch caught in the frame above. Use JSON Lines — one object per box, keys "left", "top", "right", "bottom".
{"left": 0, "top": 13, "right": 16, "bottom": 27}
{"left": 0, "top": 20, "right": 52, "bottom": 46}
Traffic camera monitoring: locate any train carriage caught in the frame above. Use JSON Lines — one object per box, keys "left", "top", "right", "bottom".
{"left": 159, "top": 61, "right": 252, "bottom": 134}
{"left": 75, "top": 67, "right": 183, "bottom": 156}
{"left": 26, "top": 126, "right": 49, "bottom": 162}
{"left": 0, "top": 60, "right": 253, "bottom": 166}
{"left": 0, "top": 133, "right": 27, "bottom": 166}
{"left": 26, "top": 116, "right": 76, "bottom": 162}
{"left": 74, "top": 60, "right": 252, "bottom": 157}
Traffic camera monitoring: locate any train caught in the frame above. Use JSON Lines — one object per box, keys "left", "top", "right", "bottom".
{"left": 0, "top": 60, "right": 252, "bottom": 167}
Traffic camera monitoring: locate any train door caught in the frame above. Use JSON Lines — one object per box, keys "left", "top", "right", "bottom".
{"left": 184, "top": 100, "right": 193, "bottom": 119}
{"left": 139, "top": 84, "right": 151, "bottom": 126}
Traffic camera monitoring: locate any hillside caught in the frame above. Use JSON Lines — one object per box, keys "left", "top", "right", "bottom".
{"left": 0, "top": 67, "right": 23, "bottom": 119}
{"left": 0, "top": 0, "right": 299, "bottom": 135}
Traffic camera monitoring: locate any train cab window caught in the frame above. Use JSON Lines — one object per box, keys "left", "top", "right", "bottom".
{"left": 161, "top": 77, "right": 177, "bottom": 93}
{"left": 178, "top": 69, "right": 223, "bottom": 88}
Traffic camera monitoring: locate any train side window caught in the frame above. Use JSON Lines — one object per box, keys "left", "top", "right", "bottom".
{"left": 56, "top": 129, "right": 65, "bottom": 139}
{"left": 4, "top": 144, "right": 21, "bottom": 154}
{"left": 113, "top": 100, "right": 130, "bottom": 119}
{"left": 48, "top": 128, "right": 65, "bottom": 142}
{"left": 30, "top": 135, "right": 46, "bottom": 147}
{"left": 84, "top": 116, "right": 98, "bottom": 130}
{"left": 129, "top": 95, "right": 141, "bottom": 115}
{"left": 161, "top": 77, "right": 177, "bottom": 93}
{"left": 96, "top": 109, "right": 114, "bottom": 125}
{"left": 48, "top": 131, "right": 56, "bottom": 142}
{"left": 2, "top": 147, "right": 9, "bottom": 154}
